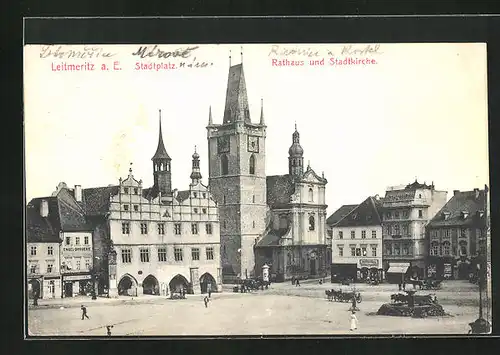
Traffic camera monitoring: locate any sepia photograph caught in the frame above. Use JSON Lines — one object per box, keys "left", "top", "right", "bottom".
{"left": 24, "top": 42, "right": 491, "bottom": 336}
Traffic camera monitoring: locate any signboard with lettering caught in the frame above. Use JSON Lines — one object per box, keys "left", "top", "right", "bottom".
{"left": 359, "top": 259, "right": 379, "bottom": 267}
{"left": 64, "top": 274, "right": 92, "bottom": 281}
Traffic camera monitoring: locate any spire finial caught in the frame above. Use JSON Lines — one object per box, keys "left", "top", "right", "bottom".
{"left": 295, "top": 121, "right": 297, "bottom": 131}
{"left": 194, "top": 145, "right": 197, "bottom": 153}
{"left": 259, "top": 97, "right": 265, "bottom": 125}
{"left": 129, "top": 162, "right": 133, "bottom": 174}
{"left": 208, "top": 105, "right": 213, "bottom": 125}
{"left": 241, "top": 45, "right": 243, "bottom": 63}
{"left": 229, "top": 50, "right": 232, "bottom": 67}
{"left": 308, "top": 160, "right": 310, "bottom": 168}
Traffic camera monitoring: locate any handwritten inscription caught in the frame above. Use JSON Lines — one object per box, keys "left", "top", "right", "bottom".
{"left": 268, "top": 45, "right": 320, "bottom": 57}
{"left": 40, "top": 45, "right": 116, "bottom": 59}
{"left": 336, "top": 44, "right": 382, "bottom": 56}
{"left": 132, "top": 45, "right": 199, "bottom": 59}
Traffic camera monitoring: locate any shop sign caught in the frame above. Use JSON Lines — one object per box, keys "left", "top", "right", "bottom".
{"left": 63, "top": 246, "right": 92, "bottom": 252}
{"left": 64, "top": 274, "right": 92, "bottom": 281}
{"left": 359, "top": 259, "right": 379, "bottom": 267}
{"left": 390, "top": 262, "right": 410, "bottom": 268}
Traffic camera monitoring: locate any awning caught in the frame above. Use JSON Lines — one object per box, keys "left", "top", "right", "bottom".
{"left": 387, "top": 266, "right": 408, "bottom": 274}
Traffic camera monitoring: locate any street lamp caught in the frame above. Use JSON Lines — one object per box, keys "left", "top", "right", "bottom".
{"left": 469, "top": 256, "right": 491, "bottom": 334}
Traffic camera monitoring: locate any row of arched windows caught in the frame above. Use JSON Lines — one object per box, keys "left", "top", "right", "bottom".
{"left": 220, "top": 154, "right": 256, "bottom": 176}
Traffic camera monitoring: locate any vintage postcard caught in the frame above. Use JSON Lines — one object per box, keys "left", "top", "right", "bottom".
{"left": 24, "top": 42, "right": 491, "bottom": 336}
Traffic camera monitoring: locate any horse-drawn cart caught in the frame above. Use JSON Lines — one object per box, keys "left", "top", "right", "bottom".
{"left": 325, "top": 289, "right": 362, "bottom": 303}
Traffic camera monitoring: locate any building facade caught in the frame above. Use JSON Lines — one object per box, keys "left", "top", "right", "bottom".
{"left": 425, "top": 187, "right": 488, "bottom": 280}
{"left": 26, "top": 198, "right": 62, "bottom": 299}
{"left": 106, "top": 118, "right": 221, "bottom": 296}
{"left": 328, "top": 197, "right": 384, "bottom": 282}
{"left": 254, "top": 125, "right": 328, "bottom": 282}
{"left": 382, "top": 180, "right": 447, "bottom": 281}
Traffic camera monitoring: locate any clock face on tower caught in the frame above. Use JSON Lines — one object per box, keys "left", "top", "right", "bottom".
{"left": 248, "top": 136, "right": 259, "bottom": 153}
{"left": 217, "top": 136, "right": 230, "bottom": 154}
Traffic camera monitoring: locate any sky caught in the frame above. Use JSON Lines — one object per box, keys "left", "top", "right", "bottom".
{"left": 24, "top": 43, "right": 489, "bottom": 215}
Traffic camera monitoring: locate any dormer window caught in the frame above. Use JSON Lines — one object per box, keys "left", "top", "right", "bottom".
{"left": 461, "top": 211, "right": 469, "bottom": 219}
{"left": 193, "top": 192, "right": 198, "bottom": 198}
{"left": 443, "top": 212, "right": 450, "bottom": 220}
{"left": 134, "top": 188, "right": 138, "bottom": 195}
{"left": 124, "top": 187, "right": 129, "bottom": 194}
{"left": 351, "top": 213, "right": 358, "bottom": 220}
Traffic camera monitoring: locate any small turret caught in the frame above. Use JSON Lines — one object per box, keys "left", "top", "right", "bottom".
{"left": 190, "top": 145, "right": 203, "bottom": 185}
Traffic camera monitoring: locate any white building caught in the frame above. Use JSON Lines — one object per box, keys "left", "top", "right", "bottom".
{"left": 328, "top": 196, "right": 384, "bottom": 282}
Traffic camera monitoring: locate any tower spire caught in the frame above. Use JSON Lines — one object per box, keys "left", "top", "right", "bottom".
{"left": 152, "top": 109, "right": 172, "bottom": 197}
{"left": 190, "top": 145, "right": 202, "bottom": 185}
{"left": 208, "top": 105, "right": 213, "bottom": 125}
{"left": 288, "top": 123, "right": 304, "bottom": 176}
{"left": 260, "top": 98, "right": 265, "bottom": 125}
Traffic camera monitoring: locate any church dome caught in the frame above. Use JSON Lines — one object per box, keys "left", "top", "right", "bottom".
{"left": 288, "top": 143, "right": 304, "bottom": 156}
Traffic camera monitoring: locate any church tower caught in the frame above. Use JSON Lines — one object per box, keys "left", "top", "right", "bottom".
{"left": 152, "top": 109, "right": 172, "bottom": 196}
{"left": 207, "top": 54, "right": 267, "bottom": 280}
{"left": 288, "top": 123, "right": 304, "bottom": 177}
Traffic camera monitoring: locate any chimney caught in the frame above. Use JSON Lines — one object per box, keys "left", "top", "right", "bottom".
{"left": 453, "top": 190, "right": 460, "bottom": 196}
{"left": 74, "top": 185, "right": 82, "bottom": 202}
{"left": 40, "top": 199, "right": 49, "bottom": 217}
{"left": 474, "top": 188, "right": 480, "bottom": 199}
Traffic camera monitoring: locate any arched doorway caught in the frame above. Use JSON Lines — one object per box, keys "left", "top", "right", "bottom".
{"left": 118, "top": 274, "right": 138, "bottom": 296}
{"left": 142, "top": 275, "right": 160, "bottom": 295}
{"left": 199, "top": 273, "right": 217, "bottom": 294}
{"left": 169, "top": 274, "right": 189, "bottom": 294}
{"left": 28, "top": 279, "right": 41, "bottom": 299}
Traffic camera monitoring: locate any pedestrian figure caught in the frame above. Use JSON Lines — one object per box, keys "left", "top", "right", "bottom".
{"left": 350, "top": 311, "right": 358, "bottom": 331}
{"left": 33, "top": 291, "right": 39, "bottom": 306}
{"left": 81, "top": 305, "right": 89, "bottom": 320}
{"left": 203, "top": 296, "right": 209, "bottom": 308}
{"left": 208, "top": 287, "right": 212, "bottom": 298}
{"left": 291, "top": 276, "right": 295, "bottom": 285}
{"left": 106, "top": 325, "right": 113, "bottom": 336}
{"left": 296, "top": 279, "right": 301, "bottom": 287}
{"left": 402, "top": 281, "right": 406, "bottom": 291}
{"left": 398, "top": 283, "right": 402, "bottom": 291}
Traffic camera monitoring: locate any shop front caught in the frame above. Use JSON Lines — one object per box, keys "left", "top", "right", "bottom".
{"left": 61, "top": 273, "right": 93, "bottom": 297}
{"left": 427, "top": 256, "right": 473, "bottom": 280}
{"left": 358, "top": 258, "right": 383, "bottom": 282}
{"left": 385, "top": 262, "right": 410, "bottom": 284}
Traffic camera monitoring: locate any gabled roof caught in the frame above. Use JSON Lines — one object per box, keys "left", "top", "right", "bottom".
{"left": 301, "top": 166, "right": 327, "bottom": 184}
{"left": 334, "top": 196, "right": 384, "bottom": 227}
{"left": 326, "top": 204, "right": 358, "bottom": 226}
{"left": 58, "top": 197, "right": 92, "bottom": 232}
{"left": 26, "top": 197, "right": 62, "bottom": 243}
{"left": 82, "top": 186, "right": 119, "bottom": 216}
{"left": 266, "top": 174, "right": 295, "bottom": 208}
{"left": 255, "top": 228, "right": 289, "bottom": 247}
{"left": 428, "top": 189, "right": 486, "bottom": 228}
